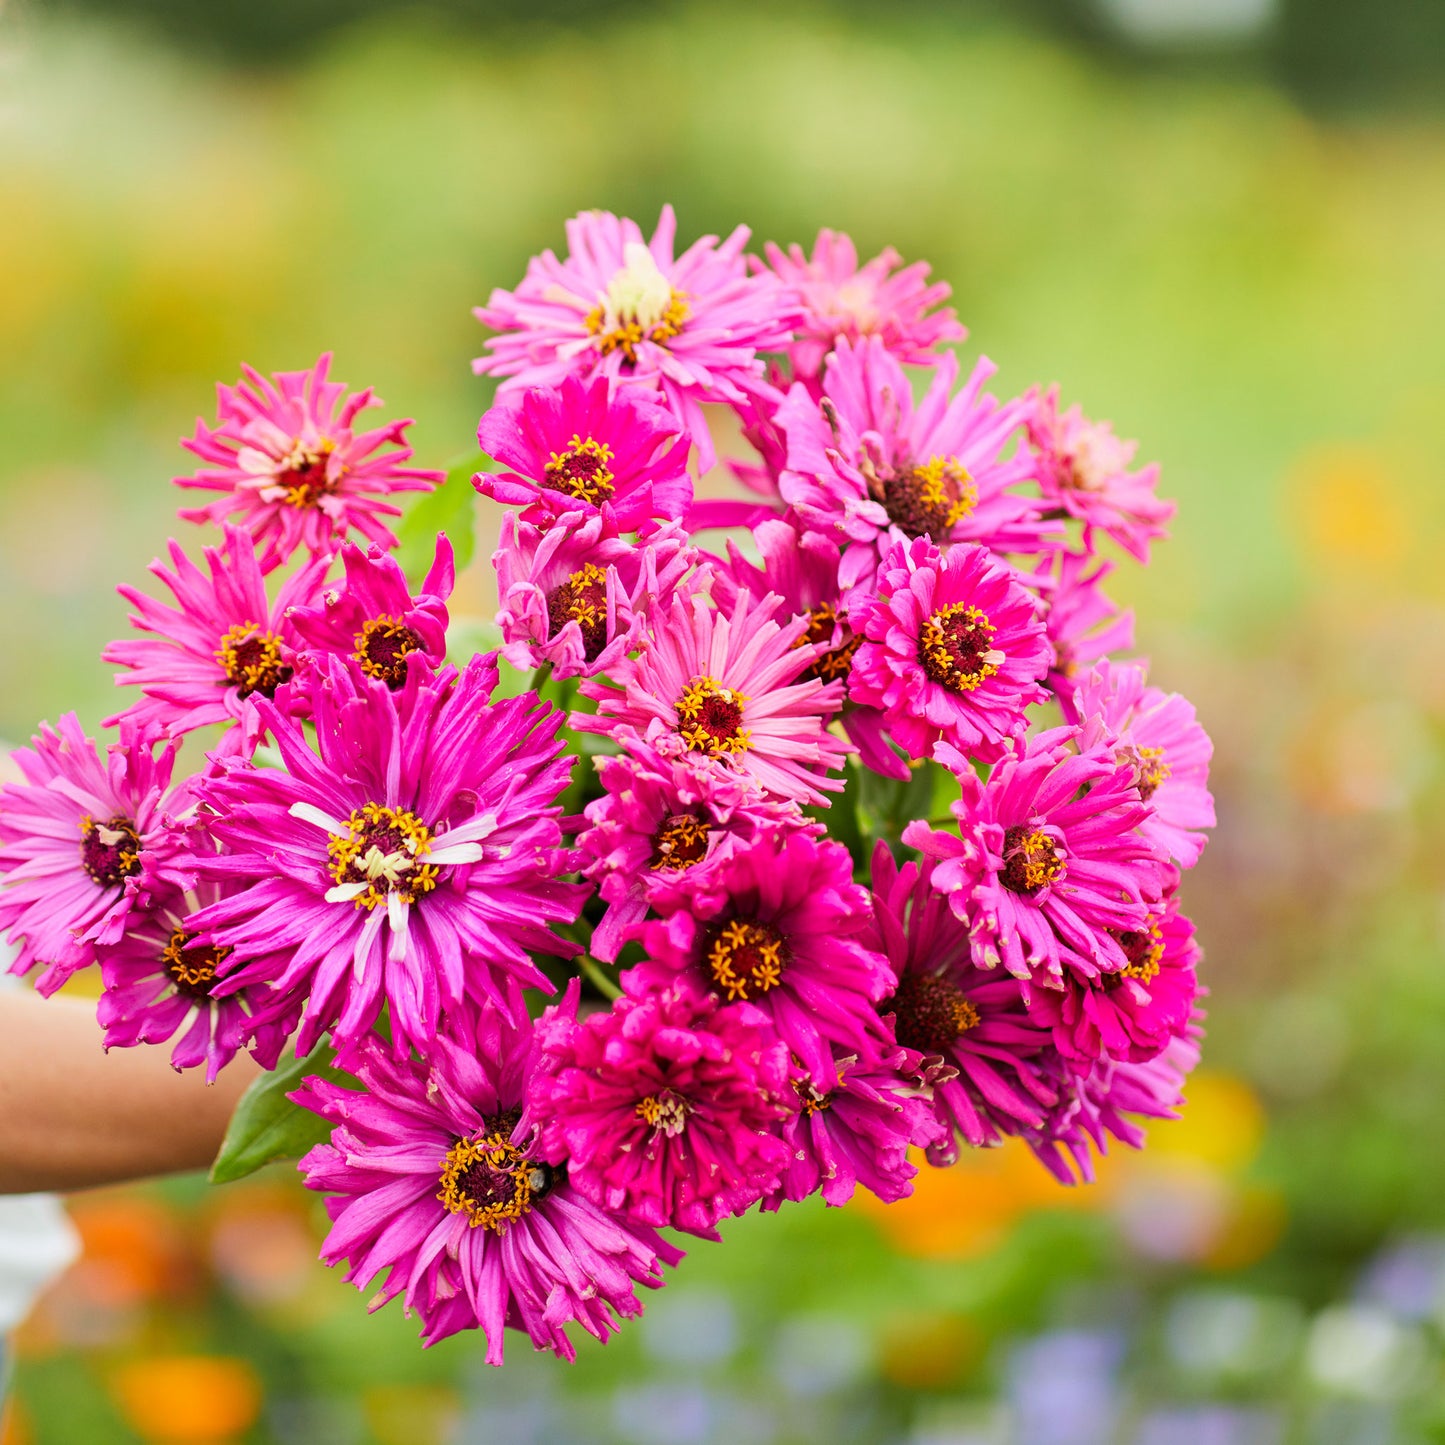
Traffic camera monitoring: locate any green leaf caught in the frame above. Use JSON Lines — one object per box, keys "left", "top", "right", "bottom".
{"left": 395, "top": 449, "right": 485, "bottom": 585}
{"left": 855, "top": 759, "right": 940, "bottom": 855}
{"left": 209, "top": 1038, "right": 350, "bottom": 1185}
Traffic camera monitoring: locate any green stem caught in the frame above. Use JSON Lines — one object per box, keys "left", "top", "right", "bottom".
{"left": 528, "top": 661, "right": 553, "bottom": 696}
{"left": 577, "top": 954, "right": 623, "bottom": 1002}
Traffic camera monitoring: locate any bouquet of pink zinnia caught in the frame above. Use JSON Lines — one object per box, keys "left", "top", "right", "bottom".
{"left": 0, "top": 206, "right": 1214, "bottom": 1362}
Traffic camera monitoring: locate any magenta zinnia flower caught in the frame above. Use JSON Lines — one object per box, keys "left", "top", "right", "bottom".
{"left": 576, "top": 739, "right": 816, "bottom": 963}
{"left": 576, "top": 588, "right": 851, "bottom": 807}
{"left": 527, "top": 980, "right": 792, "bottom": 1234}
{"left": 287, "top": 536, "right": 454, "bottom": 691}
{"left": 475, "top": 374, "right": 692, "bottom": 531}
{"left": 762, "top": 1051, "right": 945, "bottom": 1210}
{"left": 756, "top": 229, "right": 965, "bottom": 384}
{"left": 492, "top": 512, "right": 694, "bottom": 681}
{"left": 1067, "top": 660, "right": 1215, "bottom": 870}
{"left": 776, "top": 337, "right": 1051, "bottom": 592}
{"left": 174, "top": 353, "right": 442, "bottom": 569}
{"left": 633, "top": 831, "right": 893, "bottom": 1088}
{"left": 905, "top": 729, "right": 1171, "bottom": 984}
{"left": 473, "top": 205, "right": 799, "bottom": 471}
{"left": 1024, "top": 898, "right": 1202, "bottom": 1067}
{"left": 0, "top": 717, "right": 191, "bottom": 995}
{"left": 1025, "top": 385, "right": 1174, "bottom": 563}
{"left": 188, "top": 653, "right": 584, "bottom": 1057}
{"left": 1026, "top": 1026, "right": 1201, "bottom": 1185}
{"left": 103, "top": 525, "right": 326, "bottom": 754}
{"left": 295, "top": 1006, "right": 683, "bottom": 1358}
{"left": 867, "top": 843, "right": 1056, "bottom": 1161}
{"left": 1030, "top": 548, "right": 1136, "bottom": 697}
{"left": 95, "top": 880, "right": 297, "bottom": 1083}
{"left": 849, "top": 536, "right": 1050, "bottom": 764}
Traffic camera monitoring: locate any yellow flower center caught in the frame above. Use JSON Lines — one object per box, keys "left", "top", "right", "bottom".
{"left": 919, "top": 603, "right": 1004, "bottom": 693}
{"left": 889, "top": 971, "right": 981, "bottom": 1054}
{"left": 353, "top": 615, "right": 424, "bottom": 688}
{"left": 1109, "top": 923, "right": 1165, "bottom": 986}
{"left": 999, "top": 826, "right": 1065, "bottom": 895}
{"left": 635, "top": 1091, "right": 690, "bottom": 1137}
{"left": 216, "top": 621, "right": 292, "bottom": 699}
{"left": 675, "top": 676, "right": 751, "bottom": 757}
{"left": 78, "top": 814, "right": 142, "bottom": 889}
{"left": 543, "top": 435, "right": 616, "bottom": 504}
{"left": 706, "top": 919, "right": 786, "bottom": 1001}
{"left": 585, "top": 243, "right": 690, "bottom": 364}
{"left": 879, "top": 455, "right": 978, "bottom": 540}
{"left": 437, "top": 1125, "right": 553, "bottom": 1232}
{"left": 326, "top": 803, "right": 438, "bottom": 911}
{"left": 277, "top": 437, "right": 338, "bottom": 509}
{"left": 546, "top": 562, "right": 610, "bottom": 662}
{"left": 161, "top": 927, "right": 230, "bottom": 999}
{"left": 650, "top": 814, "right": 712, "bottom": 871}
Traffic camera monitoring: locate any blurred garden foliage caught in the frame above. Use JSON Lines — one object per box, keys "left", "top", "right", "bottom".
{"left": 4, "top": 2, "right": 1445, "bottom": 1440}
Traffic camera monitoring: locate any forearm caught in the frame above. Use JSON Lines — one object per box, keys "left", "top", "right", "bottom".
{"left": 0, "top": 991, "right": 259, "bottom": 1194}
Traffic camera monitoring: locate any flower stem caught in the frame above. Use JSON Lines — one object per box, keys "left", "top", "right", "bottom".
{"left": 577, "top": 954, "right": 622, "bottom": 1002}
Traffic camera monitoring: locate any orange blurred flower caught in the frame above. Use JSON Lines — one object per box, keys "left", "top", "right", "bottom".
{"left": 111, "top": 1356, "right": 261, "bottom": 1445}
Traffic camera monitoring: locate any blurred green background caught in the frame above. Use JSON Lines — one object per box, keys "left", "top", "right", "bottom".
{"left": 3, "top": 0, "right": 1445, "bottom": 1441}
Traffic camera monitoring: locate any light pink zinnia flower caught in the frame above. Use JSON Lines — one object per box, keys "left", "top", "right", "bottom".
{"left": 95, "top": 880, "right": 298, "bottom": 1083}
{"left": 1067, "top": 660, "right": 1215, "bottom": 870}
{"left": 867, "top": 842, "right": 1056, "bottom": 1161}
{"left": 527, "top": 979, "right": 793, "bottom": 1234}
{"left": 188, "top": 653, "right": 584, "bottom": 1057}
{"left": 576, "top": 738, "right": 816, "bottom": 963}
{"left": 1026, "top": 385, "right": 1174, "bottom": 563}
{"left": 492, "top": 512, "right": 694, "bottom": 680}
{"left": 755, "top": 229, "right": 965, "bottom": 384}
{"left": 0, "top": 717, "right": 191, "bottom": 994}
{"left": 473, "top": 205, "right": 799, "bottom": 472}
{"left": 475, "top": 374, "right": 692, "bottom": 532}
{"left": 295, "top": 1007, "right": 683, "bottom": 1358}
{"left": 1026, "top": 1025, "right": 1201, "bottom": 1185}
{"left": 776, "top": 337, "right": 1052, "bottom": 592}
{"left": 849, "top": 537, "right": 1050, "bottom": 764}
{"left": 905, "top": 729, "right": 1171, "bottom": 984}
{"left": 287, "top": 536, "right": 454, "bottom": 691}
{"left": 103, "top": 524, "right": 326, "bottom": 754}
{"left": 575, "top": 588, "right": 852, "bottom": 807}
{"left": 175, "top": 353, "right": 442, "bottom": 569}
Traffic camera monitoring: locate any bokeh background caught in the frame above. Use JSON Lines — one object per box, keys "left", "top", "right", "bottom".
{"left": 3, "top": 0, "right": 1445, "bottom": 1441}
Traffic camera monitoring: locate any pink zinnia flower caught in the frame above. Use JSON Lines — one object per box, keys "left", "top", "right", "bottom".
{"left": 633, "top": 831, "right": 893, "bottom": 1088}
{"left": 174, "top": 353, "right": 442, "bottom": 570}
{"left": 475, "top": 374, "right": 692, "bottom": 531}
{"left": 576, "top": 739, "right": 816, "bottom": 963}
{"left": 287, "top": 536, "right": 454, "bottom": 691}
{"left": 867, "top": 843, "right": 1056, "bottom": 1162}
{"left": 776, "top": 337, "right": 1051, "bottom": 592}
{"left": 849, "top": 537, "right": 1050, "bottom": 764}
{"left": 762, "top": 1051, "right": 944, "bottom": 1210}
{"left": 1024, "top": 898, "right": 1202, "bottom": 1067}
{"left": 527, "top": 980, "right": 792, "bottom": 1234}
{"left": 1026, "top": 1025, "right": 1202, "bottom": 1185}
{"left": 1067, "top": 660, "right": 1215, "bottom": 869}
{"left": 0, "top": 717, "right": 191, "bottom": 995}
{"left": 575, "top": 588, "right": 851, "bottom": 807}
{"left": 188, "top": 653, "right": 585, "bottom": 1057}
{"left": 1025, "top": 385, "right": 1174, "bottom": 563}
{"left": 473, "top": 205, "right": 798, "bottom": 471}
{"left": 95, "top": 881, "right": 298, "bottom": 1083}
{"left": 492, "top": 512, "right": 694, "bottom": 681}
{"left": 1030, "top": 548, "right": 1136, "bottom": 697}
{"left": 712, "top": 516, "right": 906, "bottom": 779}
{"left": 295, "top": 1006, "right": 683, "bottom": 1358}
{"left": 755, "top": 229, "right": 965, "bottom": 384}
{"left": 905, "top": 729, "right": 1171, "bottom": 984}
{"left": 103, "top": 525, "right": 326, "bottom": 754}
